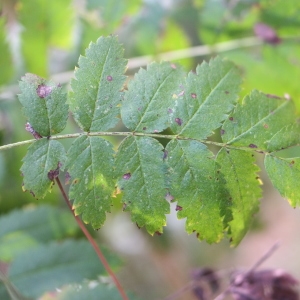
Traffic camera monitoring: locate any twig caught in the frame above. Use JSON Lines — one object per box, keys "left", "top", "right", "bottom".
{"left": 55, "top": 178, "right": 129, "bottom": 300}
{"left": 214, "top": 241, "right": 280, "bottom": 300}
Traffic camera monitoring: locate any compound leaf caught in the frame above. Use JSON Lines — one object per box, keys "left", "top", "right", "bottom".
{"left": 65, "top": 135, "right": 115, "bottom": 229}
{"left": 69, "top": 36, "right": 127, "bottom": 132}
{"left": 18, "top": 74, "right": 68, "bottom": 136}
{"left": 20, "top": 139, "right": 66, "bottom": 199}
{"left": 166, "top": 139, "right": 227, "bottom": 243}
{"left": 115, "top": 136, "right": 169, "bottom": 234}
{"left": 222, "top": 91, "right": 296, "bottom": 150}
{"left": 267, "top": 123, "right": 300, "bottom": 152}
{"left": 121, "top": 62, "right": 185, "bottom": 133}
{"left": 265, "top": 155, "right": 300, "bottom": 207}
{"left": 170, "top": 56, "right": 241, "bottom": 139}
{"left": 216, "top": 148, "right": 262, "bottom": 246}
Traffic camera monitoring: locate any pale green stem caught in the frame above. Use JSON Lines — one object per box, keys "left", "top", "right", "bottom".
{"left": 0, "top": 131, "right": 266, "bottom": 153}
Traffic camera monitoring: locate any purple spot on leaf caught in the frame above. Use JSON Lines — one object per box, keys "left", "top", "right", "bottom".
{"left": 143, "top": 127, "right": 147, "bottom": 130}
{"left": 65, "top": 172, "right": 71, "bottom": 185}
{"left": 249, "top": 144, "right": 258, "bottom": 148}
{"left": 176, "top": 205, "right": 183, "bottom": 211}
{"left": 229, "top": 117, "right": 234, "bottom": 121}
{"left": 175, "top": 118, "right": 182, "bottom": 126}
{"left": 25, "top": 122, "right": 42, "bottom": 139}
{"left": 48, "top": 162, "right": 62, "bottom": 181}
{"left": 191, "top": 93, "right": 197, "bottom": 98}
{"left": 123, "top": 173, "right": 131, "bottom": 180}
{"left": 36, "top": 84, "right": 52, "bottom": 98}
{"left": 225, "top": 91, "right": 229, "bottom": 94}
{"left": 168, "top": 108, "right": 173, "bottom": 114}
{"left": 220, "top": 129, "right": 225, "bottom": 135}
{"left": 178, "top": 91, "right": 184, "bottom": 97}
{"left": 163, "top": 150, "right": 168, "bottom": 160}
{"left": 107, "top": 75, "right": 113, "bottom": 81}
{"left": 155, "top": 231, "right": 162, "bottom": 236}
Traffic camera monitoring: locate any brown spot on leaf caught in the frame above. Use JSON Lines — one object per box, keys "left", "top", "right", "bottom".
{"left": 143, "top": 127, "right": 147, "bottom": 130}
{"left": 225, "top": 91, "right": 229, "bottom": 94}
{"left": 263, "top": 123, "right": 269, "bottom": 129}
{"left": 175, "top": 118, "right": 182, "bottom": 126}
{"left": 229, "top": 117, "right": 234, "bottom": 121}
{"left": 249, "top": 144, "right": 258, "bottom": 148}
{"left": 155, "top": 231, "right": 162, "bottom": 236}
{"left": 123, "top": 173, "right": 131, "bottom": 180}
{"left": 36, "top": 84, "right": 52, "bottom": 98}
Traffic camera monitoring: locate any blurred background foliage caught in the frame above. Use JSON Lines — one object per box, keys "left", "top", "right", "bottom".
{"left": 0, "top": 0, "right": 300, "bottom": 299}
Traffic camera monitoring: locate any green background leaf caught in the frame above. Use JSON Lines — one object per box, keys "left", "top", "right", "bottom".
{"left": 216, "top": 148, "right": 262, "bottom": 246}
{"left": 0, "top": 240, "right": 119, "bottom": 299}
{"left": 166, "top": 139, "right": 226, "bottom": 243}
{"left": 115, "top": 136, "right": 169, "bottom": 234}
{"left": 66, "top": 135, "right": 115, "bottom": 228}
{"left": 221, "top": 90, "right": 297, "bottom": 150}
{"left": 170, "top": 57, "right": 241, "bottom": 139}
{"left": 121, "top": 61, "right": 185, "bottom": 133}
{"left": 18, "top": 74, "right": 68, "bottom": 136}
{"left": 265, "top": 155, "right": 300, "bottom": 207}
{"left": 20, "top": 139, "right": 66, "bottom": 199}
{"left": 69, "top": 36, "right": 127, "bottom": 132}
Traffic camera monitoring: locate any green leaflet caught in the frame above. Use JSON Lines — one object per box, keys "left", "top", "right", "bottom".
{"left": 115, "top": 136, "right": 169, "bottom": 234}
{"left": 170, "top": 56, "right": 241, "bottom": 139}
{"left": 65, "top": 136, "right": 115, "bottom": 229}
{"left": 221, "top": 91, "right": 296, "bottom": 150}
{"left": 216, "top": 148, "right": 261, "bottom": 246}
{"left": 69, "top": 36, "right": 127, "bottom": 132}
{"left": 18, "top": 74, "right": 68, "bottom": 136}
{"left": 265, "top": 155, "right": 300, "bottom": 207}
{"left": 20, "top": 139, "right": 66, "bottom": 199}
{"left": 267, "top": 123, "right": 300, "bottom": 152}
{"left": 0, "top": 240, "right": 119, "bottom": 299}
{"left": 166, "top": 140, "right": 228, "bottom": 243}
{"left": 121, "top": 61, "right": 185, "bottom": 133}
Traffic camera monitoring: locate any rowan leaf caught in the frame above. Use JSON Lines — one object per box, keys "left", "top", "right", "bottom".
{"left": 121, "top": 61, "right": 185, "bottom": 133}
{"left": 265, "top": 155, "right": 300, "bottom": 207}
{"left": 20, "top": 139, "right": 66, "bottom": 199}
{"left": 166, "top": 139, "right": 227, "bottom": 243}
{"left": 221, "top": 91, "right": 296, "bottom": 150}
{"left": 170, "top": 56, "right": 241, "bottom": 139}
{"left": 115, "top": 136, "right": 169, "bottom": 234}
{"left": 216, "top": 148, "right": 262, "bottom": 246}
{"left": 18, "top": 74, "right": 68, "bottom": 136}
{"left": 69, "top": 36, "right": 127, "bottom": 132}
{"left": 65, "top": 135, "right": 115, "bottom": 229}
{"left": 267, "top": 123, "right": 300, "bottom": 152}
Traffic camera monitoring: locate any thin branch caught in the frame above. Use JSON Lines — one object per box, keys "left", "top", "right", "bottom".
{"left": 55, "top": 178, "right": 129, "bottom": 300}
{"left": 2, "top": 35, "right": 299, "bottom": 101}
{"left": 214, "top": 242, "right": 280, "bottom": 300}
{"left": 0, "top": 131, "right": 267, "bottom": 153}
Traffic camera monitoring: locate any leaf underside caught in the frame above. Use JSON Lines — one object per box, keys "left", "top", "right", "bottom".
{"left": 20, "top": 139, "right": 66, "bottom": 199}
{"left": 65, "top": 135, "right": 115, "bottom": 229}
{"left": 115, "top": 136, "right": 169, "bottom": 234}
{"left": 69, "top": 36, "right": 127, "bottom": 132}
{"left": 18, "top": 73, "right": 68, "bottom": 136}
